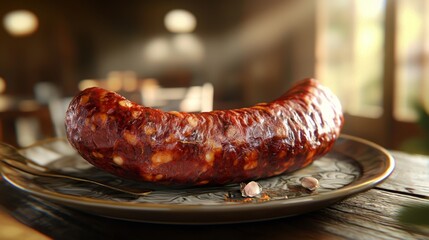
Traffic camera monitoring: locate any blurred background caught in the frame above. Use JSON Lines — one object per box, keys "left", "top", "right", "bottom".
{"left": 0, "top": 0, "right": 428, "bottom": 154}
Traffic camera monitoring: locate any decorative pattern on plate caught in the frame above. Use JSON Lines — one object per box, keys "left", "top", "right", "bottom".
{"left": 0, "top": 136, "right": 395, "bottom": 224}
{"left": 11, "top": 139, "right": 361, "bottom": 205}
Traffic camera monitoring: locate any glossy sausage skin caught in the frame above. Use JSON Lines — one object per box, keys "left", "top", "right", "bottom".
{"left": 65, "top": 78, "right": 344, "bottom": 186}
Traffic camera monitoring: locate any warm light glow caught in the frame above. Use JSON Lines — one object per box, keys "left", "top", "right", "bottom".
{"left": 122, "top": 71, "right": 138, "bottom": 92}
{"left": 0, "top": 77, "right": 6, "bottom": 93}
{"left": 394, "top": 0, "right": 428, "bottom": 122}
{"left": 172, "top": 34, "right": 204, "bottom": 61}
{"left": 3, "top": 10, "right": 38, "bottom": 36}
{"left": 143, "top": 35, "right": 205, "bottom": 65}
{"left": 140, "top": 78, "right": 160, "bottom": 107}
{"left": 143, "top": 38, "right": 170, "bottom": 63}
{"left": 316, "top": 0, "right": 384, "bottom": 118}
{"left": 106, "top": 71, "right": 123, "bottom": 91}
{"left": 78, "top": 79, "right": 98, "bottom": 90}
{"left": 164, "top": 9, "right": 196, "bottom": 33}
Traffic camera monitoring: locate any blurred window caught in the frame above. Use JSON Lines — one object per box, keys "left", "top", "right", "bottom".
{"left": 316, "top": 0, "right": 385, "bottom": 118}
{"left": 395, "top": 0, "right": 429, "bottom": 122}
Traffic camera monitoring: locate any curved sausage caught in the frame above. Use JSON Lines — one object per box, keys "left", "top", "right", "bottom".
{"left": 65, "top": 78, "right": 344, "bottom": 186}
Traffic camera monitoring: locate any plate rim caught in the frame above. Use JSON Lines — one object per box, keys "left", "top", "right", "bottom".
{"left": 1, "top": 134, "right": 395, "bottom": 212}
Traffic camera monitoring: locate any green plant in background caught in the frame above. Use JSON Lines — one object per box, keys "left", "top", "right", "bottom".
{"left": 416, "top": 103, "right": 429, "bottom": 136}
{"left": 400, "top": 103, "right": 429, "bottom": 155}
{"left": 397, "top": 203, "right": 429, "bottom": 235}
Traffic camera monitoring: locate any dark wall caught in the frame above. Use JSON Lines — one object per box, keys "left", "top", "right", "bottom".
{"left": 0, "top": 0, "right": 316, "bottom": 107}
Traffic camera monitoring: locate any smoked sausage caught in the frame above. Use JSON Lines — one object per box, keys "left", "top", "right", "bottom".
{"left": 65, "top": 78, "right": 344, "bottom": 186}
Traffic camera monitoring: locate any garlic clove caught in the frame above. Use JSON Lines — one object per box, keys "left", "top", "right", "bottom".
{"left": 240, "top": 181, "right": 262, "bottom": 197}
{"left": 300, "top": 176, "right": 320, "bottom": 191}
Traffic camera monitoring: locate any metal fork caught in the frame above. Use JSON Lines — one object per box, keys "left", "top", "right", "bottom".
{"left": 0, "top": 142, "right": 152, "bottom": 197}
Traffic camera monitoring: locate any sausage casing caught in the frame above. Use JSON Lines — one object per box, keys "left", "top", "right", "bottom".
{"left": 65, "top": 78, "right": 344, "bottom": 186}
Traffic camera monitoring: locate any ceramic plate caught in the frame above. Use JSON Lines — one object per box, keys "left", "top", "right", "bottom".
{"left": 0, "top": 135, "right": 394, "bottom": 224}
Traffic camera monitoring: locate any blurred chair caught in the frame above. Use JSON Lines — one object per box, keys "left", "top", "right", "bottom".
{"left": 141, "top": 82, "right": 214, "bottom": 112}
{"left": 13, "top": 82, "right": 71, "bottom": 146}
{"left": 8, "top": 102, "right": 53, "bottom": 147}
{"left": 33, "top": 82, "right": 73, "bottom": 138}
{"left": 34, "top": 82, "right": 61, "bottom": 104}
{"left": 14, "top": 82, "right": 60, "bottom": 146}
{"left": 47, "top": 97, "right": 72, "bottom": 138}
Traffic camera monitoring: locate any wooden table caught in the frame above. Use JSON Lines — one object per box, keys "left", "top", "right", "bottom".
{"left": 0, "top": 151, "right": 428, "bottom": 239}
